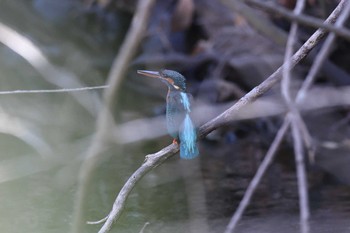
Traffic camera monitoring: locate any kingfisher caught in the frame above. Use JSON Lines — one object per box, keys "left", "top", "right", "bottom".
{"left": 137, "top": 69, "right": 199, "bottom": 159}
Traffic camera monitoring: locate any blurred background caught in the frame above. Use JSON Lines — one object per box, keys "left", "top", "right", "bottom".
{"left": 0, "top": 0, "right": 350, "bottom": 232}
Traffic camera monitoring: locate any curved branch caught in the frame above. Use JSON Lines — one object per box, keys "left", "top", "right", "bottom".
{"left": 93, "top": 1, "right": 344, "bottom": 232}
{"left": 97, "top": 144, "right": 178, "bottom": 233}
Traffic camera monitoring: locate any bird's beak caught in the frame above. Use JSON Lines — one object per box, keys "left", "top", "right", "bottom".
{"left": 137, "top": 70, "right": 161, "bottom": 79}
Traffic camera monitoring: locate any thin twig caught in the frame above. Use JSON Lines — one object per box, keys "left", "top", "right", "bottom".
{"left": 222, "top": 0, "right": 350, "bottom": 86}
{"left": 296, "top": 1, "right": 350, "bottom": 163}
{"left": 0, "top": 85, "right": 108, "bottom": 95}
{"left": 245, "top": 0, "right": 350, "bottom": 41}
{"left": 294, "top": 4, "right": 350, "bottom": 233}
{"left": 221, "top": 1, "right": 347, "bottom": 233}
{"left": 71, "top": 0, "right": 156, "bottom": 233}
{"left": 224, "top": 119, "right": 290, "bottom": 233}
{"left": 280, "top": 2, "right": 350, "bottom": 233}
{"left": 290, "top": 113, "right": 309, "bottom": 233}
{"left": 282, "top": 0, "right": 306, "bottom": 107}
{"left": 97, "top": 145, "right": 178, "bottom": 233}
{"left": 296, "top": 2, "right": 350, "bottom": 103}
{"left": 294, "top": 115, "right": 315, "bottom": 163}
{"left": 139, "top": 222, "right": 150, "bottom": 233}
{"left": 281, "top": 0, "right": 310, "bottom": 232}
{"left": 0, "top": 22, "right": 100, "bottom": 115}
{"left": 92, "top": 2, "right": 347, "bottom": 232}
{"left": 87, "top": 216, "right": 109, "bottom": 225}
{"left": 198, "top": 0, "right": 344, "bottom": 137}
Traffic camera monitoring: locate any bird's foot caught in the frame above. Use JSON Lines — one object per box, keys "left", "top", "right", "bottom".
{"left": 172, "top": 139, "right": 179, "bottom": 145}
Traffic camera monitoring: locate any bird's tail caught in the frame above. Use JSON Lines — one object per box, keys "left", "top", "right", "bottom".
{"left": 179, "top": 114, "right": 199, "bottom": 159}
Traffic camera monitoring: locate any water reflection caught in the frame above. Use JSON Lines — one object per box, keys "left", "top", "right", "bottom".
{"left": 0, "top": 1, "right": 349, "bottom": 233}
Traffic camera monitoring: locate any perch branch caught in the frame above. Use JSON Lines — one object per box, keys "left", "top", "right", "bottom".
{"left": 92, "top": 1, "right": 347, "bottom": 232}
{"left": 96, "top": 145, "right": 178, "bottom": 233}
{"left": 71, "top": 0, "right": 156, "bottom": 233}
{"left": 114, "top": 85, "right": 350, "bottom": 144}
{"left": 198, "top": 0, "right": 343, "bottom": 137}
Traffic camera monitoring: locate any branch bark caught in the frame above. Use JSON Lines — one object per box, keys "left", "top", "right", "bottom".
{"left": 223, "top": 1, "right": 348, "bottom": 232}
{"left": 91, "top": 1, "right": 348, "bottom": 233}
{"left": 281, "top": 0, "right": 310, "bottom": 232}
{"left": 198, "top": 0, "right": 344, "bottom": 137}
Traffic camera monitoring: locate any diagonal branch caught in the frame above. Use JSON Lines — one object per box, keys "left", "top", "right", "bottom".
{"left": 245, "top": 0, "right": 350, "bottom": 41}
{"left": 223, "top": 1, "right": 348, "bottom": 233}
{"left": 91, "top": 2, "right": 348, "bottom": 233}
{"left": 224, "top": 119, "right": 291, "bottom": 233}
{"left": 198, "top": 0, "right": 344, "bottom": 137}
{"left": 296, "top": 2, "right": 350, "bottom": 102}
{"left": 94, "top": 145, "right": 178, "bottom": 233}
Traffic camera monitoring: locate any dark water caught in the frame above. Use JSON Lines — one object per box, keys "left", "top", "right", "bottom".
{"left": 0, "top": 1, "right": 349, "bottom": 233}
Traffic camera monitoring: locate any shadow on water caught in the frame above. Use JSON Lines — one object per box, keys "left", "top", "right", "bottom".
{"left": 0, "top": 1, "right": 349, "bottom": 233}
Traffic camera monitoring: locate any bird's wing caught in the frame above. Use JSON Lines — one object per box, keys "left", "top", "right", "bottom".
{"left": 166, "top": 91, "right": 187, "bottom": 138}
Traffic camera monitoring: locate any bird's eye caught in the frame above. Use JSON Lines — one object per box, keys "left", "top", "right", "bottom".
{"left": 173, "top": 85, "right": 180, "bottom": 90}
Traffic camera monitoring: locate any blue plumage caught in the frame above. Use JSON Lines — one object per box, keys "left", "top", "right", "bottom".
{"left": 180, "top": 114, "right": 199, "bottom": 159}
{"left": 178, "top": 92, "right": 198, "bottom": 159}
{"left": 180, "top": 92, "right": 190, "bottom": 111}
{"left": 137, "top": 69, "right": 199, "bottom": 159}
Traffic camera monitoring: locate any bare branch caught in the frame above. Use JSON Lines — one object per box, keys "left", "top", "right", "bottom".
{"left": 0, "top": 85, "right": 108, "bottom": 95}
{"left": 92, "top": 1, "right": 348, "bottom": 232}
{"left": 114, "top": 85, "right": 350, "bottom": 144}
{"left": 226, "top": 0, "right": 350, "bottom": 85}
{"left": 291, "top": 114, "right": 310, "bottom": 233}
{"left": 71, "top": 0, "right": 156, "bottom": 232}
{"left": 198, "top": 0, "right": 344, "bottom": 138}
{"left": 219, "top": 1, "right": 348, "bottom": 233}
{"left": 245, "top": 0, "right": 350, "bottom": 41}
{"left": 224, "top": 119, "right": 290, "bottom": 233}
{"left": 96, "top": 145, "right": 178, "bottom": 233}
{"left": 295, "top": 1, "right": 350, "bottom": 164}
{"left": 280, "top": 0, "right": 310, "bottom": 231}
{"left": 0, "top": 22, "right": 100, "bottom": 115}
{"left": 287, "top": 4, "right": 350, "bottom": 225}
{"left": 296, "top": 3, "right": 350, "bottom": 102}
{"left": 139, "top": 222, "right": 150, "bottom": 233}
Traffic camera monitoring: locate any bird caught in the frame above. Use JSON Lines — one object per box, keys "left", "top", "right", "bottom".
{"left": 137, "top": 69, "right": 199, "bottom": 159}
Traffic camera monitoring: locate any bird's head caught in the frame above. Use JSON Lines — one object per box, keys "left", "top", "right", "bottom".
{"left": 137, "top": 69, "right": 186, "bottom": 91}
